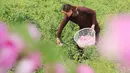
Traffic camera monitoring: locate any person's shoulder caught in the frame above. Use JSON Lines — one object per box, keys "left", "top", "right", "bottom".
{"left": 78, "top": 6, "right": 94, "bottom": 10}
{"left": 77, "top": 6, "right": 89, "bottom": 10}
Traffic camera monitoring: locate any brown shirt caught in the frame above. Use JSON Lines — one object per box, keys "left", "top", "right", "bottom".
{"left": 56, "top": 7, "right": 100, "bottom": 38}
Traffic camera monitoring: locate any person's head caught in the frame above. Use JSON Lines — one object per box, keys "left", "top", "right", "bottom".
{"left": 61, "top": 4, "right": 78, "bottom": 17}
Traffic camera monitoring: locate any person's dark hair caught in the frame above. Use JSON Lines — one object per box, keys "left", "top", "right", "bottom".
{"left": 62, "top": 4, "right": 77, "bottom": 12}
{"left": 62, "top": 4, "right": 72, "bottom": 12}
{"left": 62, "top": 4, "right": 79, "bottom": 16}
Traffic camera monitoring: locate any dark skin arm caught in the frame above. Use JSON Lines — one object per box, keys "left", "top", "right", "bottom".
{"left": 56, "top": 15, "right": 69, "bottom": 46}
{"left": 56, "top": 15, "right": 69, "bottom": 39}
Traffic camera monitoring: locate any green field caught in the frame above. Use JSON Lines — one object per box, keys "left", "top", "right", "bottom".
{"left": 1, "top": 0, "right": 130, "bottom": 73}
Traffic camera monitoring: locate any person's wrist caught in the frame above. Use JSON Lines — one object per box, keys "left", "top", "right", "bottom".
{"left": 56, "top": 37, "right": 61, "bottom": 42}
{"left": 91, "top": 24, "right": 95, "bottom": 29}
{"left": 56, "top": 37, "right": 60, "bottom": 40}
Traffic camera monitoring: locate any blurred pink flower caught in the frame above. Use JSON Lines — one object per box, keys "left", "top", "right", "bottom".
{"left": 15, "top": 52, "right": 41, "bottom": 73}
{"left": 0, "top": 46, "right": 17, "bottom": 67}
{"left": 0, "top": 21, "right": 8, "bottom": 46}
{"left": 44, "top": 63, "right": 66, "bottom": 73}
{"left": 27, "top": 52, "right": 41, "bottom": 69}
{"left": 114, "top": 14, "right": 130, "bottom": 66}
{"left": 0, "top": 23, "right": 25, "bottom": 72}
{"left": 55, "top": 63, "right": 66, "bottom": 73}
{"left": 28, "top": 24, "right": 41, "bottom": 41}
{"left": 77, "top": 64, "right": 94, "bottom": 73}
{"left": 0, "top": 46, "right": 18, "bottom": 73}
{"left": 97, "top": 13, "right": 130, "bottom": 66}
{"left": 8, "top": 33, "right": 25, "bottom": 53}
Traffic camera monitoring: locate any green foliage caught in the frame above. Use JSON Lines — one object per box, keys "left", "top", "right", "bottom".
{"left": 86, "top": 58, "right": 118, "bottom": 73}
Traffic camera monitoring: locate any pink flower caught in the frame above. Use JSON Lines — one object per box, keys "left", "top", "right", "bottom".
{"left": 27, "top": 52, "right": 41, "bottom": 69}
{"left": 77, "top": 64, "right": 94, "bottom": 73}
{"left": 8, "top": 33, "right": 25, "bottom": 53}
{"left": 27, "top": 24, "right": 41, "bottom": 41}
{"left": 15, "top": 52, "right": 41, "bottom": 73}
{"left": 0, "top": 33, "right": 25, "bottom": 54}
{"left": 97, "top": 14, "right": 130, "bottom": 65}
{"left": 44, "top": 63, "right": 66, "bottom": 73}
{"left": 0, "top": 44, "right": 18, "bottom": 73}
{"left": 0, "top": 21, "right": 8, "bottom": 45}
{"left": 0, "top": 46, "right": 17, "bottom": 68}
{"left": 55, "top": 63, "right": 66, "bottom": 73}
{"left": 0, "top": 24, "right": 25, "bottom": 72}
{"left": 113, "top": 14, "right": 130, "bottom": 65}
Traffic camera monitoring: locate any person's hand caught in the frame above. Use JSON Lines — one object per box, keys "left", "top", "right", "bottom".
{"left": 91, "top": 24, "right": 95, "bottom": 31}
{"left": 56, "top": 38, "right": 63, "bottom": 46}
{"left": 91, "top": 24, "right": 95, "bottom": 29}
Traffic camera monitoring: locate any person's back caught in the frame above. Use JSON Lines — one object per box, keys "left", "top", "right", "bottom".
{"left": 68, "top": 6, "right": 99, "bottom": 29}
